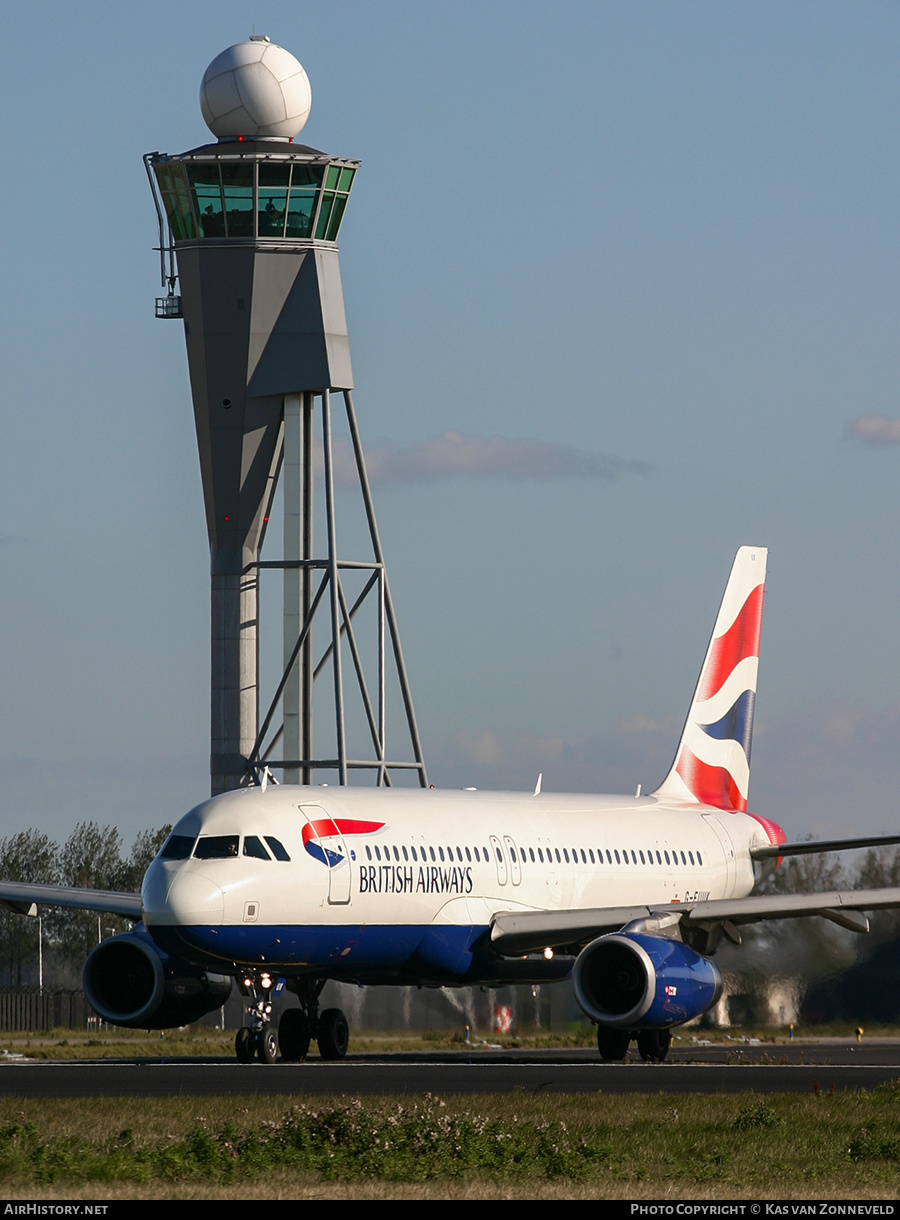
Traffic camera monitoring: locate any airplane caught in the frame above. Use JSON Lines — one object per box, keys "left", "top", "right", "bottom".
{"left": 3, "top": 544, "right": 900, "bottom": 1063}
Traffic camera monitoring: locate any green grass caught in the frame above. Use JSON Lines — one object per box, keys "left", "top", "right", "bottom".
{"left": 0, "top": 1088, "right": 898, "bottom": 1198}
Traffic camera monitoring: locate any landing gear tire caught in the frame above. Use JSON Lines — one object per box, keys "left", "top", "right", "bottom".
{"left": 279, "top": 1009, "right": 311, "bottom": 1062}
{"left": 597, "top": 1027, "right": 631, "bottom": 1062}
{"left": 637, "top": 1029, "right": 671, "bottom": 1063}
{"left": 317, "top": 1008, "right": 349, "bottom": 1060}
{"left": 258, "top": 1023, "right": 279, "bottom": 1064}
{"left": 235, "top": 1026, "right": 256, "bottom": 1062}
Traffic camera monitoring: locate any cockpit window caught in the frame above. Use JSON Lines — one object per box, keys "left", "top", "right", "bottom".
{"left": 160, "top": 834, "right": 196, "bottom": 860}
{"left": 243, "top": 835, "right": 271, "bottom": 860}
{"left": 193, "top": 835, "right": 239, "bottom": 859}
{"left": 264, "top": 836, "right": 291, "bottom": 861}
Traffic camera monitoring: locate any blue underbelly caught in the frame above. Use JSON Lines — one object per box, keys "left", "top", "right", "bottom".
{"left": 148, "top": 920, "right": 489, "bottom": 982}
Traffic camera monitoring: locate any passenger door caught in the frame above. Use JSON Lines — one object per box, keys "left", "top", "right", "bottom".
{"left": 300, "top": 806, "right": 352, "bottom": 904}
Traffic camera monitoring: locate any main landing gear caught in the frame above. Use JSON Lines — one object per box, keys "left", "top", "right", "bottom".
{"left": 234, "top": 973, "right": 350, "bottom": 1063}
{"left": 596, "top": 1026, "right": 673, "bottom": 1063}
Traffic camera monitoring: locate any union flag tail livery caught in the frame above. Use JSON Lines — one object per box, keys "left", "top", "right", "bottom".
{"left": 653, "top": 546, "right": 766, "bottom": 812}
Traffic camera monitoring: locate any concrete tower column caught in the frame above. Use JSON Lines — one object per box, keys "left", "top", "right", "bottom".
{"left": 211, "top": 546, "right": 259, "bottom": 794}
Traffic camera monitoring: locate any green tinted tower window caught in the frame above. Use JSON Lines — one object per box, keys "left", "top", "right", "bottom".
{"left": 220, "top": 164, "right": 254, "bottom": 237}
{"left": 188, "top": 164, "right": 225, "bottom": 238}
{"left": 258, "top": 164, "right": 290, "bottom": 237}
{"left": 286, "top": 165, "right": 324, "bottom": 238}
{"left": 151, "top": 155, "right": 355, "bottom": 244}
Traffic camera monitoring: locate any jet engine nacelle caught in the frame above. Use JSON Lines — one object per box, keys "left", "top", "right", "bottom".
{"left": 572, "top": 932, "right": 723, "bottom": 1029}
{"left": 83, "top": 928, "right": 232, "bottom": 1030}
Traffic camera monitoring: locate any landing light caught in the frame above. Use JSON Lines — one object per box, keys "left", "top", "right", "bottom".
{"left": 543, "top": 947, "right": 553, "bottom": 960}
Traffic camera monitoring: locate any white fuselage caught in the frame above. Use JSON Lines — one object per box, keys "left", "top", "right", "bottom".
{"left": 140, "top": 785, "right": 772, "bottom": 984}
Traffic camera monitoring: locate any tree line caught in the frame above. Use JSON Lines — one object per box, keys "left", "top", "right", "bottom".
{"left": 0, "top": 822, "right": 170, "bottom": 989}
{"left": 713, "top": 843, "right": 900, "bottom": 1025}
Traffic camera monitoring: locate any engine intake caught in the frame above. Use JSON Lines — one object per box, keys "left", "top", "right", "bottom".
{"left": 83, "top": 929, "right": 232, "bottom": 1029}
{"left": 572, "top": 932, "right": 723, "bottom": 1029}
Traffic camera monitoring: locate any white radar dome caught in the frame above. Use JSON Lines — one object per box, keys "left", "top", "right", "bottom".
{"left": 200, "top": 38, "right": 312, "bottom": 140}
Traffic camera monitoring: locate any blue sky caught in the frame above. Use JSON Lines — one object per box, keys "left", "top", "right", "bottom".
{"left": 2, "top": 1, "right": 900, "bottom": 849}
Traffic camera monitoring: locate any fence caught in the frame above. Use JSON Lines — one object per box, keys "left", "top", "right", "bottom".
{"left": 0, "top": 988, "right": 89, "bottom": 1032}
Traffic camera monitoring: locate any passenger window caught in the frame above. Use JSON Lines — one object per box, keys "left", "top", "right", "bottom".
{"left": 242, "top": 836, "right": 271, "bottom": 860}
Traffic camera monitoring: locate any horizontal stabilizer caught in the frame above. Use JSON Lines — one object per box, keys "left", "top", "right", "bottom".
{"left": 751, "top": 832, "right": 900, "bottom": 860}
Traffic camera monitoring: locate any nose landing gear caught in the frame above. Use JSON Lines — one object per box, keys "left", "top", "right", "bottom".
{"left": 235, "top": 971, "right": 279, "bottom": 1062}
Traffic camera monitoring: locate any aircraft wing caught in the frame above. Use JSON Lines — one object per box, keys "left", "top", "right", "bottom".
{"left": 489, "top": 886, "right": 900, "bottom": 955}
{"left": 0, "top": 881, "right": 142, "bottom": 920}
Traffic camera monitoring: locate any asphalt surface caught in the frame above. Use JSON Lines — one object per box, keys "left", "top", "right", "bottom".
{"left": 0, "top": 1040, "right": 897, "bottom": 1097}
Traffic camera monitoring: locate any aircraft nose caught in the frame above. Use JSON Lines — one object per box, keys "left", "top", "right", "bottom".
{"left": 143, "top": 867, "right": 224, "bottom": 926}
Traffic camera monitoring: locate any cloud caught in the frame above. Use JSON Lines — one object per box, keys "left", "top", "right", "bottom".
{"left": 423, "top": 701, "right": 900, "bottom": 839}
{"left": 426, "top": 714, "right": 681, "bottom": 798}
{"left": 844, "top": 415, "right": 900, "bottom": 446}
{"left": 324, "top": 432, "right": 654, "bottom": 489}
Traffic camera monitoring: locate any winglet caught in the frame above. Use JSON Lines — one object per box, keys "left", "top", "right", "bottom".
{"left": 652, "top": 546, "right": 767, "bottom": 812}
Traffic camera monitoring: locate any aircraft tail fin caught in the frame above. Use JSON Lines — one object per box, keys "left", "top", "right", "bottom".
{"left": 652, "top": 546, "right": 767, "bottom": 812}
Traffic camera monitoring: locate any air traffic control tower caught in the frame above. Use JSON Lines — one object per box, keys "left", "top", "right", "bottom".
{"left": 144, "top": 37, "right": 427, "bottom": 795}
